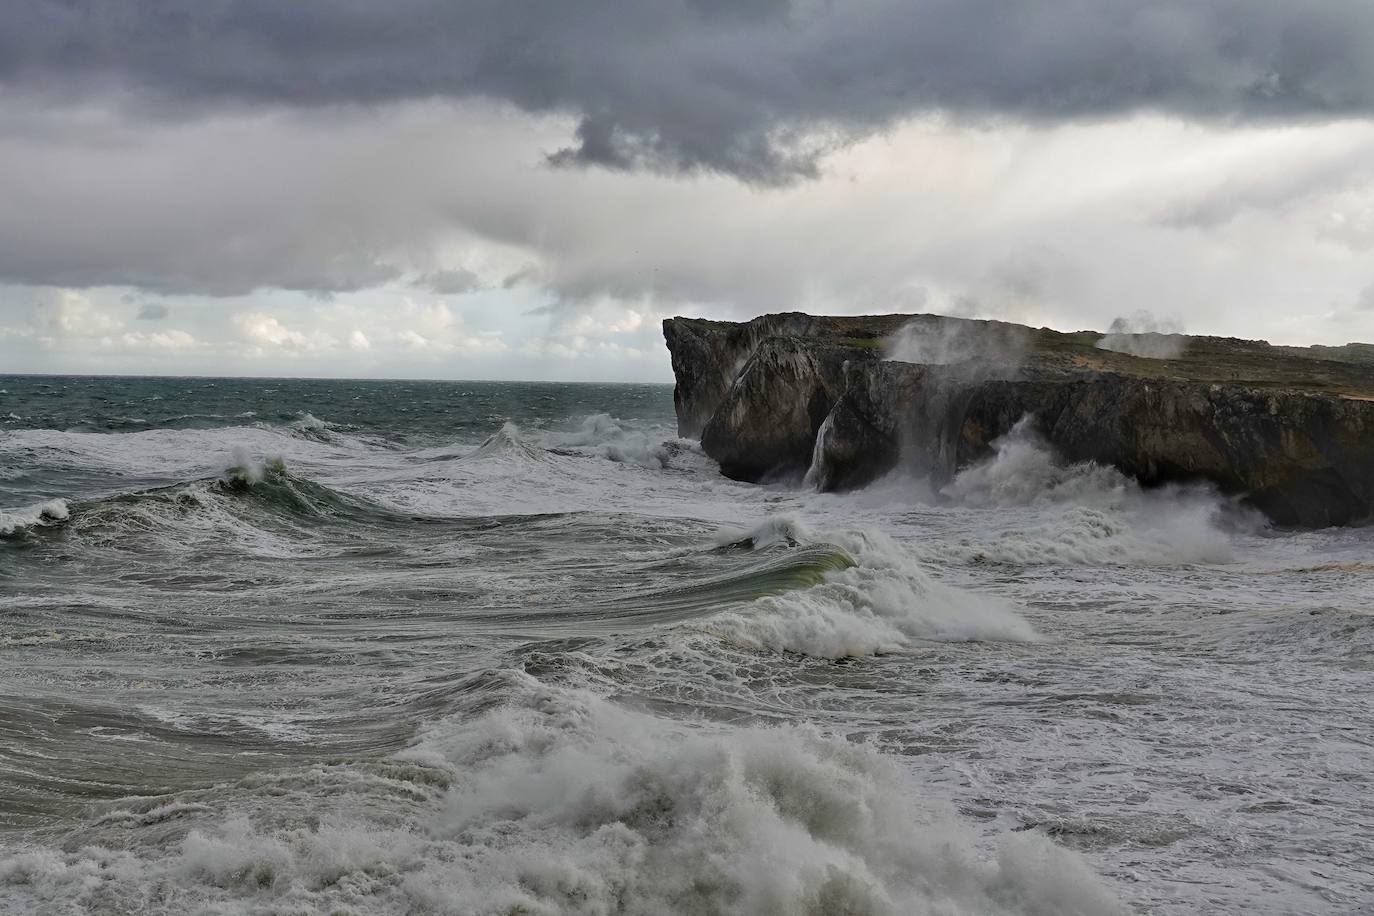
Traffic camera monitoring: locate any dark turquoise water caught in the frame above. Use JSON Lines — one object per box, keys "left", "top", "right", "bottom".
{"left": 2, "top": 375, "right": 672, "bottom": 438}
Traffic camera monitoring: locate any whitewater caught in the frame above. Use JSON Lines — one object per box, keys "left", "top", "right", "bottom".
{"left": 1, "top": 375, "right": 1371, "bottom": 914}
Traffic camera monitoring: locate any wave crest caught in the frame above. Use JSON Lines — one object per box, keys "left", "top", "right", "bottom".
{"left": 702, "top": 520, "right": 1038, "bottom": 657}
{"left": 467, "top": 422, "right": 550, "bottom": 463}
{"left": 937, "top": 419, "right": 1246, "bottom": 567}
{"left": 0, "top": 499, "right": 70, "bottom": 538}
{"left": 395, "top": 675, "right": 1121, "bottom": 915}
{"left": 544, "top": 413, "right": 672, "bottom": 467}
{"left": 0, "top": 675, "right": 1123, "bottom": 915}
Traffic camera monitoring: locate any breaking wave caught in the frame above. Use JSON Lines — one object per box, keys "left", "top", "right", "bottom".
{"left": 0, "top": 498, "right": 70, "bottom": 538}
{"left": 214, "top": 455, "right": 402, "bottom": 525}
{"left": 465, "top": 422, "right": 551, "bottom": 463}
{"left": 0, "top": 673, "right": 1122, "bottom": 916}
{"left": 452, "top": 415, "right": 676, "bottom": 469}
{"left": 701, "top": 516, "right": 1038, "bottom": 657}
{"left": 936, "top": 420, "right": 1244, "bottom": 567}
{"left": 543, "top": 413, "right": 674, "bottom": 467}
{"left": 2, "top": 459, "right": 424, "bottom": 558}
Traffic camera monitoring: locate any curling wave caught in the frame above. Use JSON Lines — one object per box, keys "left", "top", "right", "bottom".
{"left": 0, "top": 673, "right": 1122, "bottom": 916}
{"left": 0, "top": 498, "right": 70, "bottom": 538}
{"left": 699, "top": 516, "right": 1038, "bottom": 657}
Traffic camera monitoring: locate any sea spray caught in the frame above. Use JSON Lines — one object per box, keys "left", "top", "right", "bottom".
{"left": 935, "top": 419, "right": 1246, "bottom": 566}
{"left": 466, "top": 422, "right": 551, "bottom": 463}
{"left": 399, "top": 673, "right": 1122, "bottom": 916}
{"left": 0, "top": 498, "right": 69, "bottom": 536}
{"left": 1095, "top": 311, "right": 1188, "bottom": 360}
{"left": 543, "top": 413, "right": 673, "bottom": 467}
{"left": 703, "top": 516, "right": 1038, "bottom": 656}
{"left": 0, "top": 674, "right": 1124, "bottom": 915}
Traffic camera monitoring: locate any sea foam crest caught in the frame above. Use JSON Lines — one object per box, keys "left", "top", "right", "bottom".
{"left": 937, "top": 419, "right": 1242, "bottom": 567}
{"left": 396, "top": 674, "right": 1120, "bottom": 914}
{"left": 704, "top": 516, "right": 1038, "bottom": 657}
{"left": 0, "top": 498, "right": 70, "bottom": 536}
{"left": 0, "top": 674, "right": 1122, "bottom": 914}
{"left": 467, "top": 422, "right": 550, "bottom": 462}
{"left": 544, "top": 413, "right": 673, "bottom": 467}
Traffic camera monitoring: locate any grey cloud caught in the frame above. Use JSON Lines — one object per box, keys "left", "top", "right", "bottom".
{"left": 415, "top": 269, "right": 482, "bottom": 295}
{"left": 6, "top": 1, "right": 1374, "bottom": 182}
{"left": 0, "top": 106, "right": 419, "bottom": 296}
{"left": 1355, "top": 284, "right": 1374, "bottom": 312}
{"left": 1158, "top": 143, "right": 1374, "bottom": 229}
{"left": 4, "top": 94, "right": 1374, "bottom": 349}
{"left": 502, "top": 268, "right": 539, "bottom": 290}
{"left": 988, "top": 247, "right": 1081, "bottom": 305}
{"left": 136, "top": 302, "right": 169, "bottom": 320}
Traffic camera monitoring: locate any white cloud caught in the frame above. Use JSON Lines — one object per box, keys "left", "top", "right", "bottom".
{"left": 385, "top": 298, "right": 509, "bottom": 355}
{"left": 233, "top": 311, "right": 327, "bottom": 352}
{"left": 31, "top": 288, "right": 120, "bottom": 337}
{"left": 111, "top": 329, "right": 199, "bottom": 350}
{"left": 398, "top": 328, "right": 430, "bottom": 349}
{"left": 5, "top": 107, "right": 1374, "bottom": 379}
{"left": 519, "top": 339, "right": 584, "bottom": 361}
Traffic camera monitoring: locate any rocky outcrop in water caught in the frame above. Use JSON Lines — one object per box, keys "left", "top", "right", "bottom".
{"left": 663, "top": 312, "right": 1374, "bottom": 527}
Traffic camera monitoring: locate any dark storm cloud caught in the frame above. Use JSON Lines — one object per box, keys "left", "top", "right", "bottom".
{"left": 136, "top": 302, "right": 169, "bottom": 320}
{"left": 5, "top": 1, "right": 1374, "bottom": 182}
{"left": 415, "top": 269, "right": 482, "bottom": 295}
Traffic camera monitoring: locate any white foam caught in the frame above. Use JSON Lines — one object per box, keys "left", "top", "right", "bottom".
{"left": 703, "top": 520, "right": 1038, "bottom": 657}
{"left": 937, "top": 419, "right": 1241, "bottom": 567}
{"left": 291, "top": 412, "right": 331, "bottom": 432}
{"left": 0, "top": 498, "right": 69, "bottom": 536}
{"left": 715, "top": 513, "right": 813, "bottom": 549}
{"left": 0, "top": 675, "right": 1122, "bottom": 915}
{"left": 0, "top": 424, "right": 368, "bottom": 483}
{"left": 543, "top": 413, "right": 674, "bottom": 467}
{"left": 466, "top": 421, "right": 550, "bottom": 463}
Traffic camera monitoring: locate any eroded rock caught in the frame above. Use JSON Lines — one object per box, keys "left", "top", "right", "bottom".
{"left": 664, "top": 312, "right": 1374, "bottom": 527}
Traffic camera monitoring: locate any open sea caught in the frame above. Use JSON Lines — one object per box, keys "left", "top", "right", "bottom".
{"left": 1, "top": 374, "right": 1371, "bottom": 915}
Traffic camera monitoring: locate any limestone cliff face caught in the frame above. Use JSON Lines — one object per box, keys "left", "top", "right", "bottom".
{"left": 700, "top": 337, "right": 878, "bottom": 481}
{"left": 662, "top": 313, "right": 909, "bottom": 438}
{"left": 663, "top": 312, "right": 1374, "bottom": 528}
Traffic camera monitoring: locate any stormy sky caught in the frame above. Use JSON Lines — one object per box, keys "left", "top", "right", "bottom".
{"left": 3, "top": 1, "right": 1374, "bottom": 380}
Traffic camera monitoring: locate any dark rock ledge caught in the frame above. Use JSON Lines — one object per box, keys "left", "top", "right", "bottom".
{"left": 662, "top": 312, "right": 1374, "bottom": 528}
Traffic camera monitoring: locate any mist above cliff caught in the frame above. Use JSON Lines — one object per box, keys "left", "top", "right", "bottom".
{"left": 883, "top": 317, "right": 1030, "bottom": 379}
{"left": 1096, "top": 311, "right": 1188, "bottom": 359}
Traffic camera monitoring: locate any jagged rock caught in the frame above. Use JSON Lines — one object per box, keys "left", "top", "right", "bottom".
{"left": 663, "top": 312, "right": 1374, "bottom": 527}
{"left": 663, "top": 313, "right": 909, "bottom": 437}
{"left": 700, "top": 337, "right": 877, "bottom": 482}
{"left": 807, "top": 360, "right": 984, "bottom": 491}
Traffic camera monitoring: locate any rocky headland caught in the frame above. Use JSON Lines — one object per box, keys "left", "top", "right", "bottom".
{"left": 662, "top": 313, "right": 1374, "bottom": 527}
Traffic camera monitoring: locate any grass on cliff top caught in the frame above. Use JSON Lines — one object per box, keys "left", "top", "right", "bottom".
{"left": 671, "top": 312, "right": 1374, "bottom": 397}
{"left": 1031, "top": 327, "right": 1374, "bottom": 397}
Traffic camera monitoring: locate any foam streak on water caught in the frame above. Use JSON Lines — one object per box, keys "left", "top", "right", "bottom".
{"left": 1, "top": 375, "right": 1371, "bottom": 914}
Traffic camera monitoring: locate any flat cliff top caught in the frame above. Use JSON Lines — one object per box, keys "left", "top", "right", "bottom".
{"left": 665, "top": 312, "right": 1374, "bottom": 400}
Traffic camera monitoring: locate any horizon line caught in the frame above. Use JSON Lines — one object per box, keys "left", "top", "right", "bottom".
{"left": 0, "top": 371, "right": 675, "bottom": 386}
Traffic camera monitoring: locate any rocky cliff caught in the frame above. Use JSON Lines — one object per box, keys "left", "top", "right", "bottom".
{"left": 663, "top": 312, "right": 1374, "bottom": 527}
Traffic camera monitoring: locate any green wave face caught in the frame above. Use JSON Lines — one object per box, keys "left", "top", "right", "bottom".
{"left": 527, "top": 542, "right": 859, "bottom": 631}
{"left": 641, "top": 544, "right": 858, "bottom": 610}
{"left": 213, "top": 459, "right": 395, "bottom": 524}
{"left": 2, "top": 461, "right": 420, "bottom": 555}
